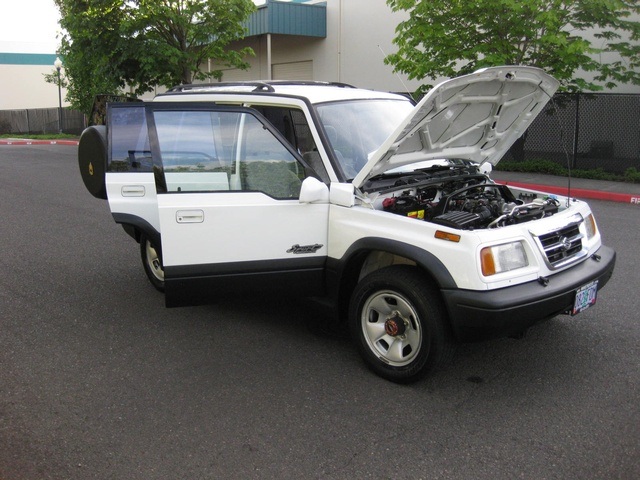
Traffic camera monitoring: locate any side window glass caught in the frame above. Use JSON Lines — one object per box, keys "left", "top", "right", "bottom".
{"left": 253, "top": 106, "right": 329, "bottom": 183}
{"left": 108, "top": 105, "right": 152, "bottom": 172}
{"left": 290, "top": 109, "right": 329, "bottom": 183}
{"left": 152, "top": 109, "right": 305, "bottom": 198}
{"left": 240, "top": 114, "right": 304, "bottom": 198}
{"left": 154, "top": 110, "right": 235, "bottom": 193}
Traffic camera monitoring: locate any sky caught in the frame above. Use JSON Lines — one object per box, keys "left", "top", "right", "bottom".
{"left": 0, "top": 0, "right": 62, "bottom": 53}
{"left": 0, "top": 0, "right": 296, "bottom": 54}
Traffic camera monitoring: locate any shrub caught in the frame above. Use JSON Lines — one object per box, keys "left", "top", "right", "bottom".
{"left": 496, "top": 159, "right": 639, "bottom": 183}
{"left": 496, "top": 159, "right": 565, "bottom": 175}
{"left": 624, "top": 167, "right": 640, "bottom": 183}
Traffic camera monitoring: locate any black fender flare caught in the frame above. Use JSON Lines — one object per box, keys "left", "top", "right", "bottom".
{"left": 111, "top": 213, "right": 161, "bottom": 253}
{"left": 326, "top": 237, "right": 457, "bottom": 315}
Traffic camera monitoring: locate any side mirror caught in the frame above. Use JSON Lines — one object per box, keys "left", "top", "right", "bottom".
{"left": 329, "top": 182, "right": 355, "bottom": 207}
{"left": 299, "top": 177, "right": 329, "bottom": 204}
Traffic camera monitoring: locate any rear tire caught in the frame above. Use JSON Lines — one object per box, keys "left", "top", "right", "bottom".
{"left": 140, "top": 234, "right": 164, "bottom": 292}
{"left": 349, "top": 266, "right": 453, "bottom": 384}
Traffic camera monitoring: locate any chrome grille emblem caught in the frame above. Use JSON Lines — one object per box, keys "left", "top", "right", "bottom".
{"left": 559, "top": 236, "right": 572, "bottom": 252}
{"left": 533, "top": 217, "right": 586, "bottom": 270}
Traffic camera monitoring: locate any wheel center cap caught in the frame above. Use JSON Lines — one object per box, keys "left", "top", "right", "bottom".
{"left": 384, "top": 314, "right": 406, "bottom": 337}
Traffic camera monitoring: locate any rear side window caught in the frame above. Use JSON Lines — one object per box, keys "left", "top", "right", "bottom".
{"left": 107, "top": 104, "right": 152, "bottom": 172}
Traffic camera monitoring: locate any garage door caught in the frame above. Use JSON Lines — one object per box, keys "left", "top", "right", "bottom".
{"left": 272, "top": 61, "right": 313, "bottom": 81}
{"left": 219, "top": 68, "right": 256, "bottom": 82}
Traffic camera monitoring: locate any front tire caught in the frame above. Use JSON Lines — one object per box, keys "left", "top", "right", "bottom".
{"left": 140, "top": 234, "right": 164, "bottom": 292}
{"left": 349, "top": 266, "right": 452, "bottom": 384}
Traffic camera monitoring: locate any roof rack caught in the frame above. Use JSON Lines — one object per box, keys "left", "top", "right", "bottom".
{"left": 164, "top": 80, "right": 357, "bottom": 94}
{"left": 166, "top": 82, "right": 275, "bottom": 93}
{"left": 265, "top": 80, "right": 357, "bottom": 89}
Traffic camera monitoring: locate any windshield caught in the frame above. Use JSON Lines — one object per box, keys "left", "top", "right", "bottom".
{"left": 316, "top": 99, "right": 413, "bottom": 179}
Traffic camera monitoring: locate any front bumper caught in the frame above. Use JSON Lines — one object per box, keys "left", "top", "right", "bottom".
{"left": 442, "top": 246, "right": 616, "bottom": 342}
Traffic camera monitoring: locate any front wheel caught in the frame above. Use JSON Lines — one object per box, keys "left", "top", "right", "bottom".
{"left": 349, "top": 266, "right": 453, "bottom": 384}
{"left": 140, "top": 233, "right": 164, "bottom": 292}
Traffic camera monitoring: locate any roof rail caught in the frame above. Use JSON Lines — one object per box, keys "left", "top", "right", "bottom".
{"left": 164, "top": 80, "right": 357, "bottom": 94}
{"left": 265, "top": 80, "right": 357, "bottom": 89}
{"left": 166, "top": 82, "right": 276, "bottom": 93}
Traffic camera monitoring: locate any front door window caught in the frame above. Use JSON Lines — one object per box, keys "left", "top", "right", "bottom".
{"left": 152, "top": 108, "right": 305, "bottom": 198}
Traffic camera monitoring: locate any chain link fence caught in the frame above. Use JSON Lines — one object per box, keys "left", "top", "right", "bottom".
{"left": 507, "top": 93, "right": 640, "bottom": 174}
{"left": 0, "top": 108, "right": 86, "bottom": 136}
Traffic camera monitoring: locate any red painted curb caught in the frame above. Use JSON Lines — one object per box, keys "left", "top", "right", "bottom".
{"left": 0, "top": 140, "right": 79, "bottom": 146}
{"left": 499, "top": 181, "right": 640, "bottom": 205}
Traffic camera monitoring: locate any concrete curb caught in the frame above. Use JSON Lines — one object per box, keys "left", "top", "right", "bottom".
{"left": 0, "top": 139, "right": 79, "bottom": 146}
{"left": 498, "top": 181, "right": 640, "bottom": 205}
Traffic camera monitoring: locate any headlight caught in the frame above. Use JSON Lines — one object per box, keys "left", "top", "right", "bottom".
{"left": 584, "top": 213, "right": 598, "bottom": 240}
{"left": 481, "top": 241, "right": 528, "bottom": 276}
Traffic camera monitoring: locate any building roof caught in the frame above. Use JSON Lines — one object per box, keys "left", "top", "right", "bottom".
{"left": 245, "top": 0, "right": 326, "bottom": 38}
{"left": 0, "top": 52, "right": 57, "bottom": 66}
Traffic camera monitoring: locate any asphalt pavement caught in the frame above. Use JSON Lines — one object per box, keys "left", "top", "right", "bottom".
{"left": 1, "top": 144, "right": 638, "bottom": 479}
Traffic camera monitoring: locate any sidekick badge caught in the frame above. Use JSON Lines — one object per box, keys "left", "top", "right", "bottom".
{"left": 287, "top": 244, "right": 323, "bottom": 254}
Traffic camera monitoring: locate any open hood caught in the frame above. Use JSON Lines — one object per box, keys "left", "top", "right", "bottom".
{"left": 353, "top": 66, "right": 559, "bottom": 188}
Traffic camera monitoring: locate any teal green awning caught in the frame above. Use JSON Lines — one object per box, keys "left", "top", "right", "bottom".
{"left": 0, "top": 52, "right": 58, "bottom": 66}
{"left": 245, "top": 0, "right": 326, "bottom": 38}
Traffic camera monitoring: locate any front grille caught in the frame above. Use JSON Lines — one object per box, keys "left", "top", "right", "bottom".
{"left": 536, "top": 222, "right": 584, "bottom": 269}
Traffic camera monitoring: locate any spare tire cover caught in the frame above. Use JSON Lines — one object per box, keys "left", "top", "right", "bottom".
{"left": 78, "top": 125, "right": 108, "bottom": 199}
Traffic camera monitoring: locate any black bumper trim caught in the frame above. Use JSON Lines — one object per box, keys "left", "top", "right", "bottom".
{"left": 442, "top": 246, "right": 616, "bottom": 342}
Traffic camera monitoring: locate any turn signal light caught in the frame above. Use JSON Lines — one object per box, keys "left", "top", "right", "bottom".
{"left": 481, "top": 248, "right": 497, "bottom": 276}
{"left": 435, "top": 230, "right": 461, "bottom": 243}
{"left": 584, "top": 214, "right": 597, "bottom": 239}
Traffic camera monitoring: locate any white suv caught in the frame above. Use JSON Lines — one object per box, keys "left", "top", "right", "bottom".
{"left": 78, "top": 66, "right": 615, "bottom": 383}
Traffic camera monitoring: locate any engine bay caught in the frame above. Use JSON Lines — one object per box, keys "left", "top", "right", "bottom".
{"left": 365, "top": 161, "right": 562, "bottom": 230}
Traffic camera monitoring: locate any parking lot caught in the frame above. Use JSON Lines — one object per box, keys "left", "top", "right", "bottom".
{"left": 1, "top": 144, "right": 638, "bottom": 479}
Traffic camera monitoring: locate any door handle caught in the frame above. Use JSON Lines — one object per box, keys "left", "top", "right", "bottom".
{"left": 121, "top": 185, "right": 145, "bottom": 197}
{"left": 176, "top": 210, "right": 204, "bottom": 223}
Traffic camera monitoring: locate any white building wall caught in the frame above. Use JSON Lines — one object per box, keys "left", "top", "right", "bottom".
{"left": 576, "top": 10, "right": 640, "bottom": 94}
{"left": 333, "top": 0, "right": 421, "bottom": 92}
{"left": 237, "top": 0, "right": 639, "bottom": 95}
{"left": 0, "top": 63, "right": 69, "bottom": 110}
{"left": 224, "top": 0, "right": 420, "bottom": 93}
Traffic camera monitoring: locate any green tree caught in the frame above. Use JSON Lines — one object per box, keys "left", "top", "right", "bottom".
{"left": 385, "top": 0, "right": 640, "bottom": 93}
{"left": 55, "top": 0, "right": 255, "bottom": 114}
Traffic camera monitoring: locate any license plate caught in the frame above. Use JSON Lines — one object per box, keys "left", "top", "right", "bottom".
{"left": 572, "top": 280, "right": 598, "bottom": 315}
